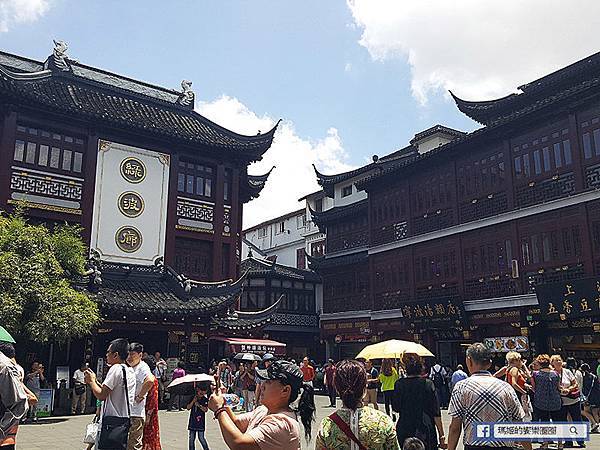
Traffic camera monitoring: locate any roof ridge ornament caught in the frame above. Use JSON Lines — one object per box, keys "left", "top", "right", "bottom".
{"left": 177, "top": 80, "right": 195, "bottom": 108}
{"left": 44, "top": 40, "right": 71, "bottom": 72}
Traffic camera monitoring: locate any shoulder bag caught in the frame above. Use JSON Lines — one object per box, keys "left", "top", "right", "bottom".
{"left": 98, "top": 365, "right": 131, "bottom": 450}
{"left": 329, "top": 412, "right": 367, "bottom": 450}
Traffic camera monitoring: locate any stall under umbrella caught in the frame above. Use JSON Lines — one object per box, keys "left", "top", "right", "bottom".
{"left": 356, "top": 339, "right": 434, "bottom": 360}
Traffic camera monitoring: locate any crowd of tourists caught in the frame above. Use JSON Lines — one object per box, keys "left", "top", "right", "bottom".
{"left": 2, "top": 336, "right": 600, "bottom": 449}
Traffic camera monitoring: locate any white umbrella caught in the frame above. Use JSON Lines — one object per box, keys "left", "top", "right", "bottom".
{"left": 167, "top": 373, "right": 214, "bottom": 389}
{"left": 233, "top": 352, "right": 262, "bottom": 362}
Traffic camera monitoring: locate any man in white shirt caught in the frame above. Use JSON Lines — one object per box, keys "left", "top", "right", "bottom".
{"left": 126, "top": 343, "right": 155, "bottom": 450}
{"left": 84, "top": 338, "right": 135, "bottom": 448}
{"left": 72, "top": 362, "right": 87, "bottom": 415}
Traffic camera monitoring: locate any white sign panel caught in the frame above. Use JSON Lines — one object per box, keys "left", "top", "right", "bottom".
{"left": 90, "top": 140, "right": 170, "bottom": 264}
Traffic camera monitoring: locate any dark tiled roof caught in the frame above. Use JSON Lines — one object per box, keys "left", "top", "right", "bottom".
{"left": 313, "top": 146, "right": 417, "bottom": 194}
{"left": 309, "top": 199, "right": 367, "bottom": 226}
{"left": 94, "top": 264, "right": 243, "bottom": 320}
{"left": 450, "top": 51, "right": 600, "bottom": 125}
{"left": 409, "top": 124, "right": 466, "bottom": 144}
{"left": 359, "top": 72, "right": 600, "bottom": 190}
{"left": 307, "top": 251, "right": 368, "bottom": 271}
{"left": 241, "top": 257, "right": 321, "bottom": 282}
{"left": 212, "top": 296, "right": 283, "bottom": 330}
{"left": 241, "top": 166, "right": 275, "bottom": 202}
{"left": 0, "top": 52, "right": 277, "bottom": 158}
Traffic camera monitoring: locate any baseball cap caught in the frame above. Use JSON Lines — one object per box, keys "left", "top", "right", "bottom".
{"left": 255, "top": 360, "right": 303, "bottom": 391}
{"left": 262, "top": 353, "right": 275, "bottom": 362}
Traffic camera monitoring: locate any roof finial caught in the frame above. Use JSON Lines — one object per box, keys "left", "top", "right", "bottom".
{"left": 177, "top": 80, "right": 195, "bottom": 108}
{"left": 44, "top": 40, "right": 71, "bottom": 72}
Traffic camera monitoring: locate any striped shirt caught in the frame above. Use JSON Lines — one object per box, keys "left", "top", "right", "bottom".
{"left": 448, "top": 372, "right": 524, "bottom": 447}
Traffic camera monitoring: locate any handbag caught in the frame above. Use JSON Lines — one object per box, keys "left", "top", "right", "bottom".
{"left": 83, "top": 416, "right": 99, "bottom": 444}
{"left": 329, "top": 412, "right": 367, "bottom": 450}
{"left": 75, "top": 383, "right": 86, "bottom": 395}
{"left": 98, "top": 365, "right": 131, "bottom": 450}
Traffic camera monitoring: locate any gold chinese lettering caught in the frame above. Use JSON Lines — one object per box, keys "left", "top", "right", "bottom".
{"left": 402, "top": 305, "right": 412, "bottom": 319}
{"left": 562, "top": 299, "right": 573, "bottom": 315}
{"left": 447, "top": 302, "right": 457, "bottom": 316}
{"left": 115, "top": 226, "right": 142, "bottom": 253}
{"left": 120, "top": 157, "right": 146, "bottom": 183}
{"left": 580, "top": 298, "right": 592, "bottom": 313}
{"left": 547, "top": 302, "right": 558, "bottom": 314}
{"left": 424, "top": 304, "right": 434, "bottom": 317}
{"left": 414, "top": 305, "right": 424, "bottom": 318}
{"left": 434, "top": 303, "right": 445, "bottom": 315}
{"left": 118, "top": 192, "right": 145, "bottom": 218}
{"left": 563, "top": 284, "right": 575, "bottom": 296}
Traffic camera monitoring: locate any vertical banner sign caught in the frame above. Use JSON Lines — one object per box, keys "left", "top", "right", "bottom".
{"left": 90, "top": 140, "right": 170, "bottom": 264}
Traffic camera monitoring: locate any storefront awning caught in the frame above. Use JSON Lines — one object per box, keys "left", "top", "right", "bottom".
{"left": 209, "top": 337, "right": 286, "bottom": 356}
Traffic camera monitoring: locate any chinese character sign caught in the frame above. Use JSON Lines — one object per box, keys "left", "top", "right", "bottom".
{"left": 401, "top": 299, "right": 464, "bottom": 325}
{"left": 535, "top": 277, "right": 600, "bottom": 320}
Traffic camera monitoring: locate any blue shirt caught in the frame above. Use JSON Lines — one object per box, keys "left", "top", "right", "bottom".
{"left": 188, "top": 396, "right": 208, "bottom": 431}
{"left": 451, "top": 370, "right": 468, "bottom": 388}
{"left": 532, "top": 370, "right": 561, "bottom": 412}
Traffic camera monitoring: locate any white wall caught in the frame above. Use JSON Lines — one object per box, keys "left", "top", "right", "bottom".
{"left": 243, "top": 211, "right": 307, "bottom": 268}
{"left": 333, "top": 182, "right": 368, "bottom": 208}
{"left": 416, "top": 134, "right": 454, "bottom": 154}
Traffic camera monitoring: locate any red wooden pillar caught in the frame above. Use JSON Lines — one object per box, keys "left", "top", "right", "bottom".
{"left": 81, "top": 130, "right": 98, "bottom": 246}
{"left": 164, "top": 152, "right": 179, "bottom": 267}
{"left": 569, "top": 113, "right": 585, "bottom": 191}
{"left": 0, "top": 112, "right": 17, "bottom": 211}
{"left": 212, "top": 163, "right": 225, "bottom": 280}
{"left": 503, "top": 139, "right": 516, "bottom": 210}
{"left": 229, "top": 167, "right": 240, "bottom": 279}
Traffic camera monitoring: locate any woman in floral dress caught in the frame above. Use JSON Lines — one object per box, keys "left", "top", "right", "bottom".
{"left": 142, "top": 356, "right": 162, "bottom": 450}
{"left": 316, "top": 360, "right": 398, "bottom": 450}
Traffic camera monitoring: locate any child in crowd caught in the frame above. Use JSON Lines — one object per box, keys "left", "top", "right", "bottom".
{"left": 187, "top": 384, "right": 210, "bottom": 450}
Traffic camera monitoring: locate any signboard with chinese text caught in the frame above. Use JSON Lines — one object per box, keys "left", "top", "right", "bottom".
{"left": 535, "top": 277, "right": 600, "bottom": 320}
{"left": 400, "top": 299, "right": 465, "bottom": 327}
{"left": 321, "top": 319, "right": 372, "bottom": 337}
{"left": 90, "top": 140, "right": 170, "bottom": 264}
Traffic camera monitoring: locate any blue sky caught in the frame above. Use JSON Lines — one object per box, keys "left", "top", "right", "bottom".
{"left": 3, "top": 0, "right": 600, "bottom": 226}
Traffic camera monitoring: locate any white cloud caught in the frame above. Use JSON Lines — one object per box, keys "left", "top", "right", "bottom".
{"left": 0, "top": 0, "right": 50, "bottom": 32}
{"left": 197, "top": 95, "right": 353, "bottom": 228}
{"left": 347, "top": 0, "right": 600, "bottom": 104}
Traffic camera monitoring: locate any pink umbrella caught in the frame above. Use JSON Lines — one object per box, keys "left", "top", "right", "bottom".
{"left": 167, "top": 373, "right": 214, "bottom": 389}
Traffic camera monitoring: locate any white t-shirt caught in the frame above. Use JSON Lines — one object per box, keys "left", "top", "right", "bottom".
{"left": 131, "top": 361, "right": 152, "bottom": 418}
{"left": 559, "top": 368, "right": 579, "bottom": 406}
{"left": 73, "top": 369, "right": 85, "bottom": 384}
{"left": 101, "top": 363, "right": 135, "bottom": 420}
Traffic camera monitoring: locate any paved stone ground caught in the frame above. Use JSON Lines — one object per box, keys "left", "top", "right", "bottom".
{"left": 17, "top": 394, "right": 600, "bottom": 449}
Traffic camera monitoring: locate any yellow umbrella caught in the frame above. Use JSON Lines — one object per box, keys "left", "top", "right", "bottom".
{"left": 356, "top": 339, "right": 434, "bottom": 360}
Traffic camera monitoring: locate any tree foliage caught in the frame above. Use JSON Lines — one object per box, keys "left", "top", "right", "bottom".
{"left": 0, "top": 209, "right": 99, "bottom": 343}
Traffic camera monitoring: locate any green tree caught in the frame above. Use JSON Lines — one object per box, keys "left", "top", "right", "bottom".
{"left": 0, "top": 209, "right": 99, "bottom": 343}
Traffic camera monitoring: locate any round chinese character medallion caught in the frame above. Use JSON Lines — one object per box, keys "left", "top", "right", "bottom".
{"left": 118, "top": 191, "right": 145, "bottom": 218}
{"left": 115, "top": 226, "right": 143, "bottom": 253}
{"left": 120, "top": 157, "right": 146, "bottom": 184}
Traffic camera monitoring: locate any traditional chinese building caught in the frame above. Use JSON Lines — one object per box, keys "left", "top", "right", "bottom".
{"left": 0, "top": 42, "right": 282, "bottom": 370}
{"left": 311, "top": 52, "right": 600, "bottom": 365}
{"left": 239, "top": 255, "right": 322, "bottom": 360}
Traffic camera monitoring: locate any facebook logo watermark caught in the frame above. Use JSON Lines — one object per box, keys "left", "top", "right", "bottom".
{"left": 476, "top": 424, "right": 492, "bottom": 439}
{"left": 474, "top": 422, "right": 590, "bottom": 442}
